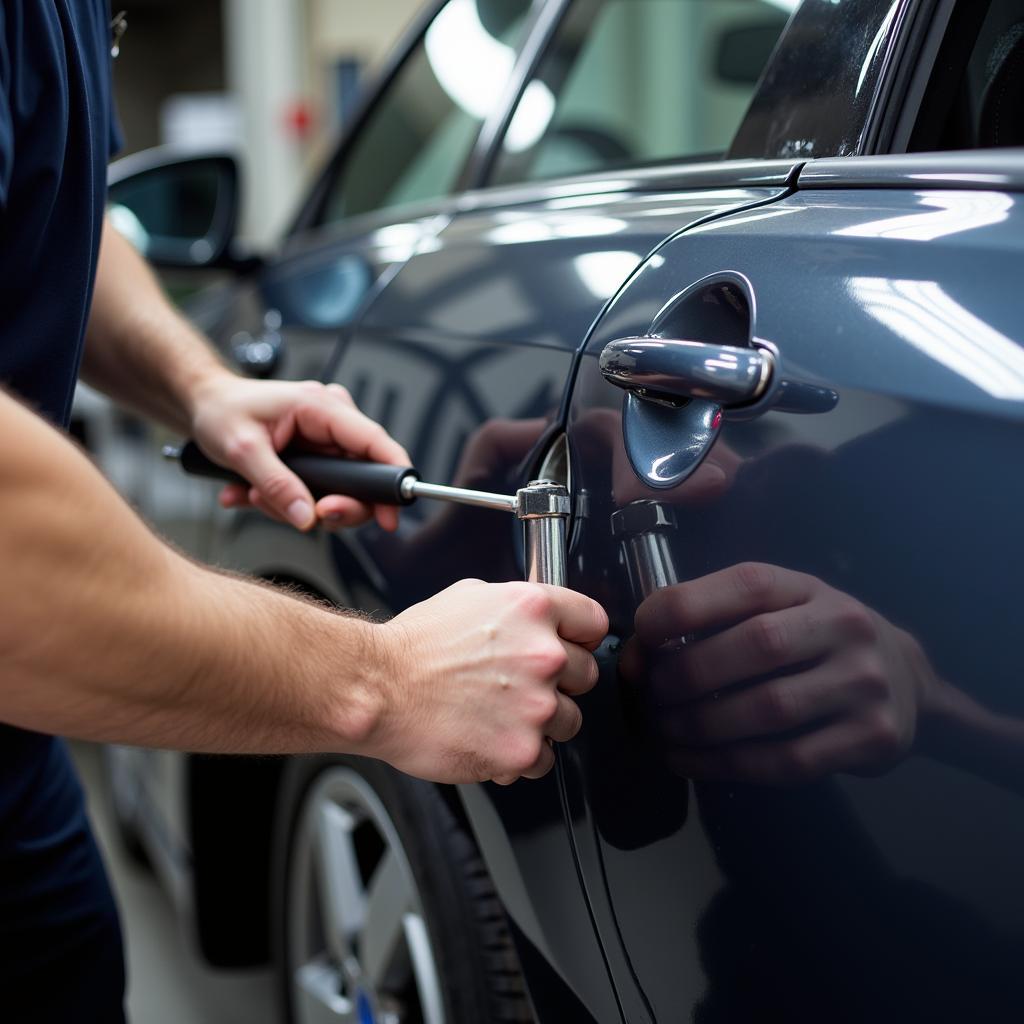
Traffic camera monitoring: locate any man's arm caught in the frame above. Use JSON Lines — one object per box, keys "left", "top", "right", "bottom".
{"left": 82, "top": 217, "right": 406, "bottom": 531}
{"left": 0, "top": 390, "right": 606, "bottom": 784}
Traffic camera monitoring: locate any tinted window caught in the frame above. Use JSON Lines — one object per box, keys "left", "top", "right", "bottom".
{"left": 911, "top": 0, "right": 1024, "bottom": 151}
{"left": 323, "top": 0, "right": 532, "bottom": 223}
{"left": 491, "top": 0, "right": 790, "bottom": 185}
{"left": 730, "top": 0, "right": 907, "bottom": 159}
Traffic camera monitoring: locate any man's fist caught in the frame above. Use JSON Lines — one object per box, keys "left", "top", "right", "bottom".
{"left": 366, "top": 580, "right": 608, "bottom": 785}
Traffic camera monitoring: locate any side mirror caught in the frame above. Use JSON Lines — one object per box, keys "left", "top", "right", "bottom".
{"left": 107, "top": 149, "right": 250, "bottom": 271}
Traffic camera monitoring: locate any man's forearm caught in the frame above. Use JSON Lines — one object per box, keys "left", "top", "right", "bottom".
{"left": 79, "top": 216, "right": 414, "bottom": 533}
{"left": 81, "top": 216, "right": 229, "bottom": 434}
{"left": 0, "top": 389, "right": 380, "bottom": 754}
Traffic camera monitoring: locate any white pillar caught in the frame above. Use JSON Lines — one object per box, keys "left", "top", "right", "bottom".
{"left": 223, "top": 0, "right": 307, "bottom": 248}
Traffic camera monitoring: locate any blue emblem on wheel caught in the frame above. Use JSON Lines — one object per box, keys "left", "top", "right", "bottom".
{"left": 356, "top": 990, "right": 376, "bottom": 1024}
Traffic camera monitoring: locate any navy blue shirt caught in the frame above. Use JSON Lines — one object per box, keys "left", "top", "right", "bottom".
{"left": 0, "top": 0, "right": 121, "bottom": 424}
{"left": 1, "top": 5, "right": 127, "bottom": 1017}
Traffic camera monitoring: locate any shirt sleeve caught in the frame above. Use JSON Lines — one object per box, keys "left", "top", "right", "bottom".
{"left": 0, "top": 7, "right": 13, "bottom": 208}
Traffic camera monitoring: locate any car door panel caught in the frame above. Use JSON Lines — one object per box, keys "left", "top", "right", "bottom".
{"left": 565, "top": 181, "right": 1024, "bottom": 1022}
{"left": 328, "top": 182, "right": 797, "bottom": 606}
{"left": 316, "top": 180, "right": 798, "bottom": 1021}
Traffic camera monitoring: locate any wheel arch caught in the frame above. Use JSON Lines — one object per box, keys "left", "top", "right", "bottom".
{"left": 188, "top": 749, "right": 286, "bottom": 966}
{"left": 187, "top": 572, "right": 328, "bottom": 967}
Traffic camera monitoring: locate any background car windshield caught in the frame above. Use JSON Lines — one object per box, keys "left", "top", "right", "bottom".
{"left": 491, "top": 0, "right": 793, "bottom": 184}
{"left": 323, "top": 0, "right": 533, "bottom": 223}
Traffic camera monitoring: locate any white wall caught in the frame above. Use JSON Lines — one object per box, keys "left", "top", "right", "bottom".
{"left": 223, "top": 0, "right": 309, "bottom": 246}
{"left": 222, "top": 0, "right": 427, "bottom": 247}
{"left": 307, "top": 0, "right": 423, "bottom": 70}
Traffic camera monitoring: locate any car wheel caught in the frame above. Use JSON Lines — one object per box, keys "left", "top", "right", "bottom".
{"left": 272, "top": 755, "right": 533, "bottom": 1024}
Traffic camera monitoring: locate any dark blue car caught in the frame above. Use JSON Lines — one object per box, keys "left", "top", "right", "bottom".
{"left": 103, "top": 0, "right": 1024, "bottom": 1020}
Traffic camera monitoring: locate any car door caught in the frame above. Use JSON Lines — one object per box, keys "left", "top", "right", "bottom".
{"left": 321, "top": 2, "right": 810, "bottom": 1019}
{"left": 564, "top": 1, "right": 1024, "bottom": 1020}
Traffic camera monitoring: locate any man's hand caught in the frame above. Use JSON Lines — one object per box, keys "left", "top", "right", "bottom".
{"left": 367, "top": 580, "right": 609, "bottom": 785}
{"left": 0, "top": 388, "right": 606, "bottom": 770}
{"left": 85, "top": 221, "right": 409, "bottom": 532}
{"left": 621, "top": 563, "right": 939, "bottom": 785}
{"left": 190, "top": 373, "right": 410, "bottom": 532}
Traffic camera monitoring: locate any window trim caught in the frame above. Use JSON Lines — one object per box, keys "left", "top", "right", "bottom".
{"left": 857, "top": 0, "right": 922, "bottom": 156}
{"left": 863, "top": 0, "right": 950, "bottom": 155}
{"left": 456, "top": 156, "right": 801, "bottom": 214}
{"left": 462, "top": 0, "right": 572, "bottom": 190}
{"left": 796, "top": 148, "right": 1024, "bottom": 191}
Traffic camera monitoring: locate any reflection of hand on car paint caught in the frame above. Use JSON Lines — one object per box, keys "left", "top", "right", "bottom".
{"left": 620, "top": 562, "right": 941, "bottom": 784}
{"left": 451, "top": 416, "right": 550, "bottom": 490}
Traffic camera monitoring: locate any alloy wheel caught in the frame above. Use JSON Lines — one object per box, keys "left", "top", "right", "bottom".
{"left": 287, "top": 767, "right": 446, "bottom": 1024}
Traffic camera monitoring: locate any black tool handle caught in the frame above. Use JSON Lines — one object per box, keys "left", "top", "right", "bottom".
{"left": 177, "top": 441, "right": 418, "bottom": 505}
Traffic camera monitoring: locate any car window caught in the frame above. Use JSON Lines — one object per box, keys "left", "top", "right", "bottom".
{"left": 323, "top": 0, "right": 533, "bottom": 223}
{"left": 910, "top": 0, "right": 1024, "bottom": 151}
{"left": 490, "top": 0, "right": 791, "bottom": 185}
{"left": 730, "top": 0, "right": 908, "bottom": 160}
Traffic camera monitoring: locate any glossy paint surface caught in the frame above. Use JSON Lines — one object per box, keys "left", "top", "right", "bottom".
{"left": 322, "top": 183, "right": 789, "bottom": 1021}
{"left": 565, "top": 186, "right": 1024, "bottom": 1021}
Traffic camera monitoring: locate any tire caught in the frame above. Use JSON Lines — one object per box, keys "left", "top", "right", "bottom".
{"left": 271, "top": 755, "right": 534, "bottom": 1024}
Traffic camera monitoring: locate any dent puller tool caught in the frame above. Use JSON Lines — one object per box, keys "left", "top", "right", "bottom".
{"left": 165, "top": 442, "right": 570, "bottom": 587}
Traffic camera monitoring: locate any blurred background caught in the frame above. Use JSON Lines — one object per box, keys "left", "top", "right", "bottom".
{"left": 111, "top": 0, "right": 423, "bottom": 248}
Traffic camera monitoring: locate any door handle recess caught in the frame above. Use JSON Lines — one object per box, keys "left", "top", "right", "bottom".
{"left": 599, "top": 338, "right": 773, "bottom": 407}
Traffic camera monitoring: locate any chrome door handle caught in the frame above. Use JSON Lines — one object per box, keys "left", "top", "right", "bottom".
{"left": 599, "top": 337, "right": 773, "bottom": 407}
